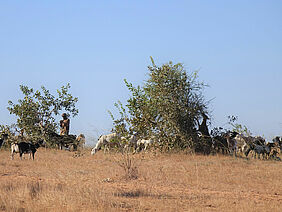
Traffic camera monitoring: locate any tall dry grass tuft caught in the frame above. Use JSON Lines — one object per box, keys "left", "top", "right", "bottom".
{"left": 27, "top": 181, "right": 42, "bottom": 199}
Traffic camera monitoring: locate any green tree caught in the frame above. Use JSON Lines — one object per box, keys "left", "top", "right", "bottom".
{"left": 7, "top": 83, "right": 78, "bottom": 146}
{"left": 110, "top": 58, "right": 209, "bottom": 151}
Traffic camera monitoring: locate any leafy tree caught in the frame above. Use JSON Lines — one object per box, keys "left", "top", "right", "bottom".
{"left": 7, "top": 83, "right": 78, "bottom": 146}
{"left": 110, "top": 58, "right": 209, "bottom": 151}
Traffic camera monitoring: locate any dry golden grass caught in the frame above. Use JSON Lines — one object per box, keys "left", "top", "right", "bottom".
{"left": 0, "top": 148, "right": 281, "bottom": 212}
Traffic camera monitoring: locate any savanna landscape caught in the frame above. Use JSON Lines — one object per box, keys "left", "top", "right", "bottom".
{"left": 0, "top": 148, "right": 281, "bottom": 212}
{"left": 1, "top": 2, "right": 282, "bottom": 211}
{"left": 0, "top": 56, "right": 281, "bottom": 212}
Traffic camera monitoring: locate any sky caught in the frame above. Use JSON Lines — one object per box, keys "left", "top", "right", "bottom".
{"left": 1, "top": 0, "right": 282, "bottom": 145}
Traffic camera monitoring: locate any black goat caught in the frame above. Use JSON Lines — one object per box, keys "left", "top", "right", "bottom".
{"left": 11, "top": 140, "right": 42, "bottom": 160}
{"left": 0, "top": 134, "right": 8, "bottom": 149}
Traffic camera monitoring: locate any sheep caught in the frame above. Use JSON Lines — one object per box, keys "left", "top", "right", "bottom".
{"left": 11, "top": 140, "right": 42, "bottom": 160}
{"left": 0, "top": 133, "right": 8, "bottom": 149}
{"left": 91, "top": 133, "right": 120, "bottom": 155}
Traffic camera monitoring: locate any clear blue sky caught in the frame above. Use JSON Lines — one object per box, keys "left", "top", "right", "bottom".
{"left": 1, "top": 0, "right": 281, "bottom": 144}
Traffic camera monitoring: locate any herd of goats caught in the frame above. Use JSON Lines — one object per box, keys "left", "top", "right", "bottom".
{"left": 89, "top": 114, "right": 282, "bottom": 160}
{"left": 0, "top": 131, "right": 86, "bottom": 160}
{"left": 0, "top": 128, "right": 282, "bottom": 161}
{"left": 89, "top": 131, "right": 282, "bottom": 161}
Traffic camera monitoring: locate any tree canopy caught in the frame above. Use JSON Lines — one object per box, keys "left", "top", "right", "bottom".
{"left": 7, "top": 83, "right": 78, "bottom": 145}
{"left": 110, "top": 58, "right": 209, "bottom": 151}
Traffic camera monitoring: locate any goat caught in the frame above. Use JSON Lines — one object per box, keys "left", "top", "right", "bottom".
{"left": 76, "top": 134, "right": 86, "bottom": 148}
{"left": 136, "top": 138, "right": 155, "bottom": 152}
{"left": 224, "top": 132, "right": 238, "bottom": 155}
{"left": 0, "top": 133, "right": 8, "bottom": 149}
{"left": 249, "top": 144, "right": 265, "bottom": 159}
{"left": 246, "top": 142, "right": 272, "bottom": 160}
{"left": 272, "top": 136, "right": 282, "bottom": 152}
{"left": 212, "top": 135, "right": 229, "bottom": 154}
{"left": 234, "top": 134, "right": 249, "bottom": 154}
{"left": 198, "top": 113, "right": 210, "bottom": 137}
{"left": 91, "top": 133, "right": 120, "bottom": 155}
{"left": 11, "top": 140, "right": 42, "bottom": 160}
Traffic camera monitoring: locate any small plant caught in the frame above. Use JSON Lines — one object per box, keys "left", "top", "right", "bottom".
{"left": 116, "top": 152, "right": 139, "bottom": 180}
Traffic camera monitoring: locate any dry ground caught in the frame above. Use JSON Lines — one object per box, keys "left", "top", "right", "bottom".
{"left": 0, "top": 148, "right": 281, "bottom": 212}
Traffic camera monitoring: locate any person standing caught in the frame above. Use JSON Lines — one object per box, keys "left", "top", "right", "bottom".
{"left": 60, "top": 113, "right": 70, "bottom": 135}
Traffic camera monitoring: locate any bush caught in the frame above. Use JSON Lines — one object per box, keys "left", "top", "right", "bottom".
{"left": 110, "top": 58, "right": 209, "bottom": 152}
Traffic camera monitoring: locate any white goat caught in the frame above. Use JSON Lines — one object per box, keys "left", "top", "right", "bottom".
{"left": 136, "top": 138, "right": 155, "bottom": 152}
{"left": 91, "top": 133, "right": 120, "bottom": 155}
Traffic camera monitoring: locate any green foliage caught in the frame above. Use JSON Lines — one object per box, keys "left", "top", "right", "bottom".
{"left": 0, "top": 124, "right": 17, "bottom": 148}
{"left": 110, "top": 58, "right": 209, "bottom": 151}
{"left": 227, "top": 115, "right": 252, "bottom": 136}
{"left": 7, "top": 83, "right": 78, "bottom": 145}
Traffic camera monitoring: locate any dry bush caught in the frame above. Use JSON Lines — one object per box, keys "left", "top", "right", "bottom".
{"left": 115, "top": 152, "right": 139, "bottom": 180}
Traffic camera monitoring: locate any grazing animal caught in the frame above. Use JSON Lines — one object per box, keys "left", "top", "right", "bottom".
{"left": 263, "top": 143, "right": 274, "bottom": 159}
{"left": 0, "top": 133, "right": 8, "bottom": 149}
{"left": 76, "top": 134, "right": 86, "bottom": 148}
{"left": 11, "top": 141, "right": 42, "bottom": 160}
{"left": 212, "top": 135, "right": 229, "bottom": 154}
{"left": 91, "top": 133, "right": 120, "bottom": 155}
{"left": 245, "top": 141, "right": 274, "bottom": 160}
{"left": 273, "top": 136, "right": 282, "bottom": 152}
{"left": 136, "top": 138, "right": 155, "bottom": 152}
{"left": 234, "top": 134, "right": 249, "bottom": 154}
{"left": 249, "top": 144, "right": 265, "bottom": 159}
{"left": 225, "top": 132, "right": 238, "bottom": 155}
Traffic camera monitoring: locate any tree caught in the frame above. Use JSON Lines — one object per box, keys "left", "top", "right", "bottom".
{"left": 7, "top": 83, "right": 78, "bottom": 146}
{"left": 110, "top": 58, "right": 209, "bottom": 151}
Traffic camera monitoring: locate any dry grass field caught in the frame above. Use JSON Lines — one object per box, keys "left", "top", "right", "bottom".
{"left": 0, "top": 148, "right": 281, "bottom": 212}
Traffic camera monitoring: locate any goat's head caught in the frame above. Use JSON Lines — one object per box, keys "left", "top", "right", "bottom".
{"left": 91, "top": 148, "right": 97, "bottom": 155}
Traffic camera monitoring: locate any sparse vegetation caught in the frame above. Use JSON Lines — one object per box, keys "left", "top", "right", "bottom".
{"left": 115, "top": 152, "right": 139, "bottom": 180}
{"left": 0, "top": 149, "right": 281, "bottom": 211}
